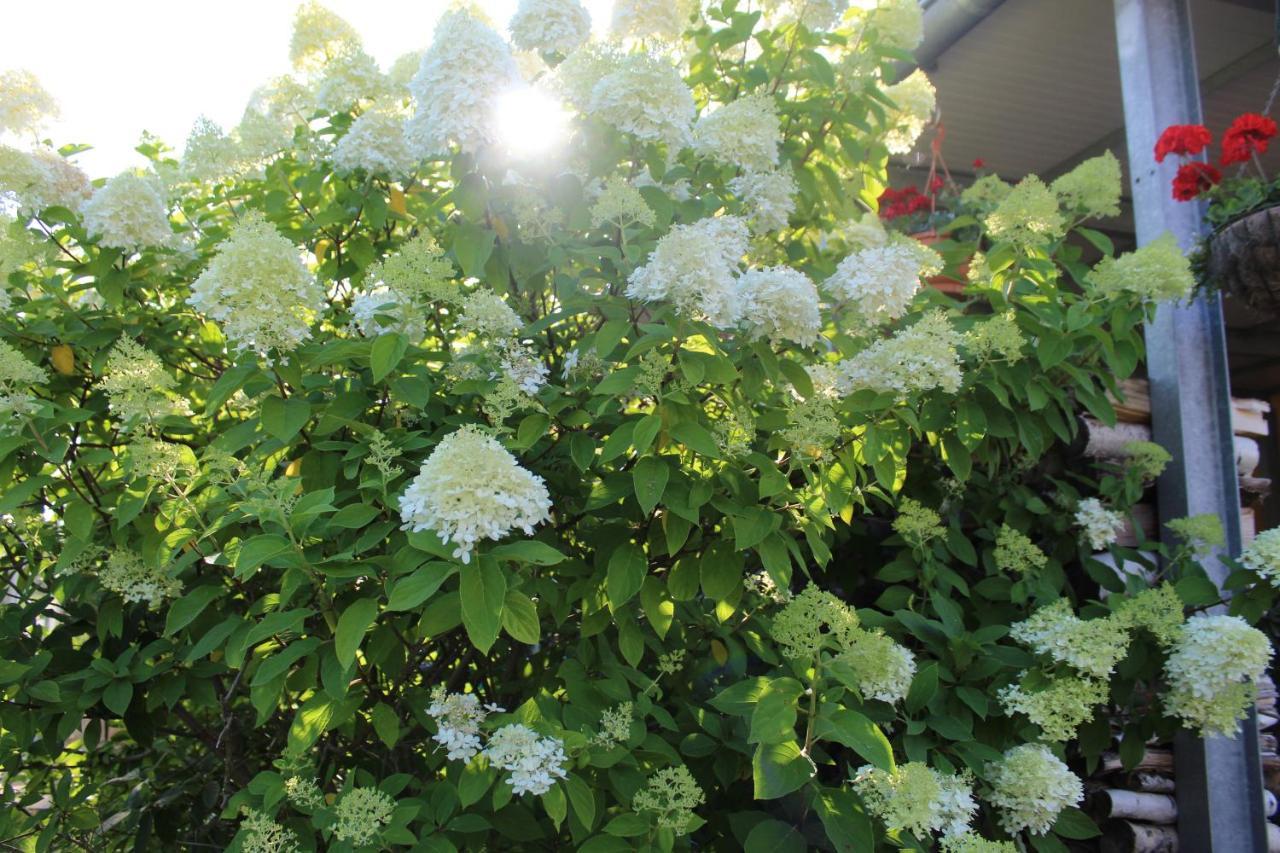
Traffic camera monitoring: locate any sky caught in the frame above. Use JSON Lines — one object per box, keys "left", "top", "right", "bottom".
{"left": 4, "top": 0, "right": 615, "bottom": 178}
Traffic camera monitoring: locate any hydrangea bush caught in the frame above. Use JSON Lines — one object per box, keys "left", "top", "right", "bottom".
{"left": 0, "top": 1, "right": 1275, "bottom": 851}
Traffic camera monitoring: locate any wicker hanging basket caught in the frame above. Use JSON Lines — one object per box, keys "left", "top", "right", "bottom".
{"left": 1206, "top": 205, "right": 1280, "bottom": 315}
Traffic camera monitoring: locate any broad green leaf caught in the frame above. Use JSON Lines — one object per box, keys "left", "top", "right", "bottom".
{"left": 748, "top": 677, "right": 804, "bottom": 745}
{"left": 639, "top": 575, "right": 674, "bottom": 639}
{"left": 813, "top": 707, "right": 895, "bottom": 771}
{"left": 564, "top": 773, "right": 596, "bottom": 829}
{"left": 386, "top": 562, "right": 456, "bottom": 611}
{"left": 752, "top": 740, "right": 814, "bottom": 799}
{"left": 490, "top": 540, "right": 568, "bottom": 566}
{"left": 906, "top": 662, "right": 939, "bottom": 715}
{"left": 261, "top": 395, "right": 311, "bottom": 442}
{"left": 235, "top": 534, "right": 293, "bottom": 578}
{"left": 744, "top": 820, "right": 806, "bottom": 853}
{"left": 164, "top": 584, "right": 224, "bottom": 635}
{"left": 632, "top": 456, "right": 669, "bottom": 516}
{"left": 102, "top": 680, "right": 133, "bottom": 716}
{"left": 371, "top": 702, "right": 401, "bottom": 748}
{"left": 370, "top": 333, "right": 408, "bottom": 383}
{"left": 606, "top": 544, "right": 646, "bottom": 612}
{"left": 502, "top": 589, "right": 541, "bottom": 644}
{"left": 335, "top": 597, "right": 379, "bottom": 668}
{"left": 460, "top": 556, "right": 506, "bottom": 653}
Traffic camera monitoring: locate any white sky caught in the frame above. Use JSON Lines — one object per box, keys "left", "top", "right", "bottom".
{"left": 5, "top": 0, "right": 615, "bottom": 178}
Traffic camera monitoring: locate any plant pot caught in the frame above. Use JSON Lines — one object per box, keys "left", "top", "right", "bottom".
{"left": 1207, "top": 205, "right": 1280, "bottom": 315}
{"left": 912, "top": 230, "right": 970, "bottom": 296}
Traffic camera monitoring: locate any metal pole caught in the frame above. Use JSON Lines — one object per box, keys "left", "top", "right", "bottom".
{"left": 1113, "top": 0, "right": 1268, "bottom": 849}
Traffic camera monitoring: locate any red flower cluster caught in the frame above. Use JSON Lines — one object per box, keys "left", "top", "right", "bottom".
{"left": 1154, "top": 124, "right": 1212, "bottom": 162}
{"left": 1221, "top": 113, "right": 1277, "bottom": 166}
{"left": 1172, "top": 162, "right": 1222, "bottom": 201}
{"left": 878, "top": 185, "right": 933, "bottom": 220}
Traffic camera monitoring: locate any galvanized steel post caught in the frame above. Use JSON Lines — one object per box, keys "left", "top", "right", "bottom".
{"left": 1113, "top": 0, "right": 1267, "bottom": 848}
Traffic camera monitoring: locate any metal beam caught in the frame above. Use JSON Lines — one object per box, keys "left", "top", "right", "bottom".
{"left": 1113, "top": 0, "right": 1268, "bottom": 850}
{"left": 890, "top": 0, "right": 1007, "bottom": 80}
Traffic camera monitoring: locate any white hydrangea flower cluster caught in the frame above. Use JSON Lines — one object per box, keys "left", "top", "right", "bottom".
{"left": 398, "top": 425, "right": 552, "bottom": 563}
{"left": 0, "top": 145, "right": 92, "bottom": 214}
{"left": 589, "top": 51, "right": 696, "bottom": 151}
{"left": 236, "top": 78, "right": 308, "bottom": 162}
{"left": 693, "top": 95, "right": 781, "bottom": 172}
{"left": 0, "top": 339, "right": 46, "bottom": 421}
{"left": 388, "top": 50, "right": 425, "bottom": 93}
{"left": 611, "top": 0, "right": 694, "bottom": 42}
{"left": 852, "top": 762, "right": 976, "bottom": 840}
{"left": 849, "top": 0, "right": 925, "bottom": 51}
{"left": 632, "top": 766, "right": 706, "bottom": 834}
{"left": 0, "top": 69, "right": 58, "bottom": 138}
{"left": 81, "top": 172, "right": 172, "bottom": 252}
{"left": 590, "top": 176, "right": 655, "bottom": 228}
{"left": 880, "top": 70, "right": 935, "bottom": 155}
{"left": 97, "top": 337, "right": 180, "bottom": 429}
{"left": 626, "top": 215, "right": 749, "bottom": 328}
{"left": 823, "top": 239, "right": 942, "bottom": 325}
{"left": 349, "top": 285, "right": 427, "bottom": 340}
{"left": 289, "top": 1, "right": 361, "bottom": 71}
{"left": 179, "top": 117, "right": 247, "bottom": 184}
{"left": 332, "top": 101, "right": 415, "bottom": 176}
{"left": 1241, "top": 527, "right": 1280, "bottom": 588}
{"left": 762, "top": 0, "right": 849, "bottom": 30}
{"left": 834, "top": 311, "right": 962, "bottom": 397}
{"left": 482, "top": 723, "right": 569, "bottom": 796}
{"left": 840, "top": 628, "right": 918, "bottom": 704}
{"left": 998, "top": 674, "right": 1109, "bottom": 742}
{"left": 1074, "top": 497, "right": 1125, "bottom": 551}
{"left": 499, "top": 347, "right": 550, "bottom": 395}
{"left": 736, "top": 266, "right": 822, "bottom": 346}
{"left": 554, "top": 43, "right": 623, "bottom": 111}
{"left": 187, "top": 213, "right": 325, "bottom": 360}
{"left": 331, "top": 787, "right": 395, "bottom": 847}
{"left": 729, "top": 168, "right": 797, "bottom": 234}
{"left": 986, "top": 744, "right": 1082, "bottom": 835}
{"left": 510, "top": 0, "right": 592, "bottom": 54}
{"left": 407, "top": 9, "right": 520, "bottom": 157}
{"left": 1009, "top": 598, "right": 1130, "bottom": 679}
{"left": 458, "top": 289, "right": 524, "bottom": 338}
{"left": 425, "top": 685, "right": 499, "bottom": 761}
{"left": 1163, "top": 613, "right": 1272, "bottom": 737}
{"left": 312, "top": 47, "right": 389, "bottom": 114}
{"left": 99, "top": 549, "right": 181, "bottom": 609}
{"left": 240, "top": 809, "right": 299, "bottom": 853}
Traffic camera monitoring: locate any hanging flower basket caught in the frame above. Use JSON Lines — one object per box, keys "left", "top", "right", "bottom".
{"left": 914, "top": 229, "right": 970, "bottom": 296}
{"left": 1206, "top": 205, "right": 1280, "bottom": 315}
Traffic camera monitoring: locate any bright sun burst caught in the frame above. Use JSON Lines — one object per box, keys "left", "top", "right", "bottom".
{"left": 494, "top": 86, "right": 572, "bottom": 159}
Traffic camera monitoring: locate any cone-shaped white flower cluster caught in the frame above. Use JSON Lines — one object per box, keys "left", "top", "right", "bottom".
{"left": 1164, "top": 613, "right": 1272, "bottom": 737}
{"left": 399, "top": 426, "right": 552, "bottom": 563}
{"left": 986, "top": 744, "right": 1082, "bottom": 835}
{"left": 510, "top": 0, "right": 592, "bottom": 54}
{"left": 823, "top": 240, "right": 942, "bottom": 325}
{"left": 81, "top": 172, "right": 172, "bottom": 252}
{"left": 737, "top": 266, "right": 821, "bottom": 346}
{"left": 626, "top": 215, "right": 749, "bottom": 328}
{"left": 482, "top": 724, "right": 568, "bottom": 796}
{"left": 1074, "top": 496, "right": 1125, "bottom": 551}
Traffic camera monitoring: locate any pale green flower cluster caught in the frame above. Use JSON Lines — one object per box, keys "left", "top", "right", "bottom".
{"left": 81, "top": 172, "right": 172, "bottom": 252}
{"left": 1241, "top": 527, "right": 1280, "bottom": 588}
{"left": 728, "top": 168, "right": 797, "bottom": 234}
{"left": 398, "top": 426, "right": 551, "bottom": 563}
{"left": 458, "top": 289, "right": 524, "bottom": 338}
{"left": 960, "top": 174, "right": 1011, "bottom": 212}
{"left": 591, "top": 177, "right": 655, "bottom": 229}
{"left": 633, "top": 765, "right": 706, "bottom": 834}
{"left": 983, "top": 176, "right": 1064, "bottom": 248}
{"left": 773, "top": 585, "right": 859, "bottom": 659}
{"left": 284, "top": 775, "right": 324, "bottom": 810}
{"left": 1167, "top": 513, "right": 1225, "bottom": 554}
{"left": 179, "top": 117, "right": 249, "bottom": 184}
{"left": 1074, "top": 497, "right": 1124, "bottom": 550}
{"left": 332, "top": 787, "right": 395, "bottom": 846}
{"left": 841, "top": 627, "right": 918, "bottom": 704}
{"left": 0, "top": 145, "right": 92, "bottom": 214}
{"left": 743, "top": 569, "right": 791, "bottom": 604}
{"left": 693, "top": 95, "right": 781, "bottom": 172}
{"left": 1122, "top": 439, "right": 1171, "bottom": 482}
{"left": 987, "top": 744, "right": 1082, "bottom": 835}
{"left": 893, "top": 498, "right": 944, "bottom": 549}
{"left": 0, "top": 216, "right": 46, "bottom": 309}
{"left": 406, "top": 9, "right": 519, "bottom": 156}
{"left": 241, "top": 809, "right": 299, "bottom": 853}
{"left": 737, "top": 266, "right": 822, "bottom": 346}
{"left": 782, "top": 394, "right": 841, "bottom": 461}
{"left": 849, "top": 0, "right": 925, "bottom": 51}
{"left": 852, "top": 762, "right": 976, "bottom": 839}
{"left": 963, "top": 311, "right": 1025, "bottom": 362}
{"left": 99, "top": 549, "right": 180, "bottom": 609}
{"left": 835, "top": 310, "right": 963, "bottom": 397}
{"left": 626, "top": 215, "right": 748, "bottom": 328}
{"left": 880, "top": 70, "right": 935, "bottom": 155}
{"left": 350, "top": 284, "right": 427, "bottom": 341}
{"left": 365, "top": 430, "right": 403, "bottom": 481}
{"left": 942, "top": 831, "right": 1017, "bottom": 853}
{"left": 1113, "top": 583, "right": 1184, "bottom": 648}
{"left": 611, "top": 0, "right": 695, "bottom": 42}
{"left": 1164, "top": 613, "right": 1272, "bottom": 737}
{"left": 592, "top": 701, "right": 634, "bottom": 747}
{"left": 332, "top": 101, "right": 414, "bottom": 176}
{"left": 998, "top": 673, "right": 1109, "bottom": 742}
{"left": 590, "top": 51, "right": 696, "bottom": 150}
{"left": 554, "top": 43, "right": 624, "bottom": 111}
{"left": 0, "top": 69, "right": 57, "bottom": 138}
{"left": 713, "top": 406, "right": 756, "bottom": 458}
{"left": 98, "top": 337, "right": 178, "bottom": 429}
{"left": 764, "top": 0, "right": 848, "bottom": 30}
{"left": 0, "top": 339, "right": 46, "bottom": 421}
{"left": 1010, "top": 598, "right": 1129, "bottom": 679}
{"left": 993, "top": 524, "right": 1047, "bottom": 574}
{"left": 187, "top": 213, "right": 325, "bottom": 359}
{"left": 823, "top": 239, "right": 940, "bottom": 325}
{"left": 483, "top": 723, "right": 569, "bottom": 796}
{"left": 289, "top": 1, "right": 360, "bottom": 71}
{"left": 313, "top": 47, "right": 389, "bottom": 114}
{"left": 1089, "top": 233, "right": 1194, "bottom": 303}
{"left": 129, "top": 439, "right": 194, "bottom": 483}
{"left": 510, "top": 0, "right": 592, "bottom": 54}
{"left": 1052, "top": 151, "right": 1122, "bottom": 219}
{"left": 365, "top": 233, "right": 456, "bottom": 305}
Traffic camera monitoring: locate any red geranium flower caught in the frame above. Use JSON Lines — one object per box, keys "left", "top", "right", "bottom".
{"left": 972, "top": 158, "right": 986, "bottom": 169}
{"left": 927, "top": 176, "right": 944, "bottom": 194}
{"left": 1220, "top": 112, "right": 1278, "bottom": 166}
{"left": 1154, "top": 124, "right": 1211, "bottom": 162}
{"left": 1171, "top": 161, "right": 1221, "bottom": 201}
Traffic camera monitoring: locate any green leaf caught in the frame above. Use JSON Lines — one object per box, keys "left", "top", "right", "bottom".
{"left": 606, "top": 544, "right": 647, "bottom": 612}
{"left": 700, "top": 541, "right": 743, "bottom": 601}
{"left": 490, "top": 540, "right": 568, "bottom": 566}
{"left": 370, "top": 333, "right": 409, "bottom": 383}
{"left": 0, "top": 661, "right": 31, "bottom": 685}
{"left": 386, "top": 562, "right": 456, "bottom": 611}
{"left": 329, "top": 503, "right": 381, "bottom": 529}
{"left": 371, "top": 702, "right": 401, "bottom": 748}
{"left": 460, "top": 556, "right": 506, "bottom": 653}
{"left": 252, "top": 637, "right": 322, "bottom": 687}
{"left": 744, "top": 819, "right": 807, "bottom": 853}
{"left": 288, "top": 694, "right": 336, "bottom": 752}
{"left": 163, "top": 584, "right": 224, "bottom": 635}
{"left": 813, "top": 708, "right": 895, "bottom": 771}
{"left": 670, "top": 421, "right": 720, "bottom": 458}
{"left": 102, "top": 680, "right": 133, "bottom": 716}
{"left": 639, "top": 575, "right": 674, "bottom": 639}
{"left": 235, "top": 534, "right": 293, "bottom": 578}
{"left": 501, "top": 590, "right": 541, "bottom": 644}
{"left": 748, "top": 677, "right": 804, "bottom": 745}
{"left": 564, "top": 773, "right": 596, "bottom": 829}
{"left": 632, "top": 456, "right": 669, "bottom": 516}
{"left": 906, "top": 662, "right": 939, "bottom": 715}
{"left": 452, "top": 222, "right": 496, "bottom": 278}
{"left": 814, "top": 789, "right": 875, "bottom": 853}
{"left": 542, "top": 783, "right": 567, "bottom": 829}
{"left": 752, "top": 740, "right": 814, "bottom": 799}
{"left": 1052, "top": 807, "right": 1100, "bottom": 839}
{"left": 335, "top": 597, "right": 379, "bottom": 668}
{"left": 261, "top": 395, "right": 311, "bottom": 442}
